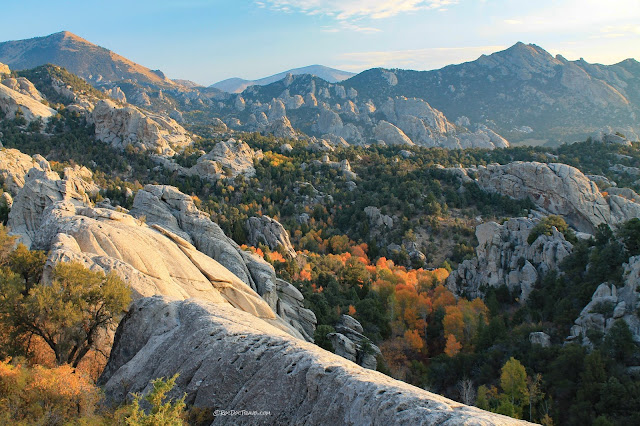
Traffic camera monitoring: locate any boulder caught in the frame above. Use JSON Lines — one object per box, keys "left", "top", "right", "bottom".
{"left": 7, "top": 159, "right": 98, "bottom": 247}
{"left": 332, "top": 315, "right": 382, "bottom": 370}
{"left": 529, "top": 332, "right": 551, "bottom": 347}
{"left": 1, "top": 77, "right": 44, "bottom": 101}
{"left": 99, "top": 296, "right": 527, "bottom": 425}
{"left": 374, "top": 120, "right": 414, "bottom": 146}
{"left": 246, "top": 215, "right": 296, "bottom": 258}
{"left": 266, "top": 116, "right": 297, "bottom": 140}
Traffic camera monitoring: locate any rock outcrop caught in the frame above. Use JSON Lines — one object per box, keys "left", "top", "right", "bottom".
{"left": 567, "top": 256, "right": 640, "bottom": 346}
{"left": 456, "top": 161, "right": 640, "bottom": 233}
{"left": 91, "top": 99, "right": 192, "bottom": 156}
{"left": 328, "top": 315, "right": 382, "bottom": 370}
{"left": 447, "top": 218, "right": 573, "bottom": 301}
{"left": 246, "top": 215, "right": 297, "bottom": 258}
{"left": 7, "top": 162, "right": 310, "bottom": 340}
{"left": 99, "top": 296, "right": 528, "bottom": 425}
{"left": 195, "top": 138, "right": 263, "bottom": 178}
{"left": 0, "top": 78, "right": 56, "bottom": 122}
{"left": 218, "top": 73, "right": 510, "bottom": 150}
{"left": 0, "top": 148, "right": 45, "bottom": 194}
{"left": 7, "top": 160, "right": 99, "bottom": 247}
{"left": 129, "top": 185, "right": 314, "bottom": 340}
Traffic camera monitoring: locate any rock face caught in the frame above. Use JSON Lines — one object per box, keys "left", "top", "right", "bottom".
{"left": 99, "top": 296, "right": 527, "bottom": 425}
{"left": 460, "top": 161, "right": 640, "bottom": 233}
{"left": 246, "top": 215, "right": 297, "bottom": 258}
{"left": 328, "top": 315, "right": 382, "bottom": 370}
{"left": 447, "top": 218, "right": 573, "bottom": 301}
{"left": 91, "top": 99, "right": 192, "bottom": 156}
{"left": 2, "top": 77, "right": 44, "bottom": 101}
{"left": 7, "top": 162, "right": 310, "bottom": 340}
{"left": 197, "top": 138, "right": 263, "bottom": 178}
{"left": 0, "top": 62, "right": 9, "bottom": 75}
{"left": 129, "top": 185, "right": 315, "bottom": 340}
{"left": 374, "top": 120, "right": 414, "bottom": 146}
{"left": 0, "top": 149, "right": 44, "bottom": 194}
{"left": 0, "top": 78, "right": 56, "bottom": 122}
{"left": 7, "top": 160, "right": 99, "bottom": 247}
{"left": 567, "top": 256, "right": 640, "bottom": 346}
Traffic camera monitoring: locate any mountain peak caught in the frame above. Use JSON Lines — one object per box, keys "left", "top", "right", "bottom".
{"left": 0, "top": 32, "right": 175, "bottom": 87}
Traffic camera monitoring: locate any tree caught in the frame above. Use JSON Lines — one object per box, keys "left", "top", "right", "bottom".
{"left": 500, "top": 357, "right": 528, "bottom": 414}
{"left": 457, "top": 378, "right": 476, "bottom": 405}
{"left": 527, "top": 373, "right": 544, "bottom": 422}
{"left": 0, "top": 261, "right": 131, "bottom": 367}
{"left": 617, "top": 218, "right": 640, "bottom": 256}
{"left": 444, "top": 334, "right": 461, "bottom": 357}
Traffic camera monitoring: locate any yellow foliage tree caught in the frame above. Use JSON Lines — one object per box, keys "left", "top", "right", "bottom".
{"left": 444, "top": 334, "right": 462, "bottom": 357}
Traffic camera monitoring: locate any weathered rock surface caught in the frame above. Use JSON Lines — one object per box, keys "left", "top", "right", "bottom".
{"left": 129, "top": 185, "right": 314, "bottom": 340}
{"left": 329, "top": 315, "right": 382, "bottom": 370}
{"left": 246, "top": 215, "right": 297, "bottom": 258}
{"left": 0, "top": 79, "right": 56, "bottom": 122}
{"left": 91, "top": 99, "right": 192, "bottom": 156}
{"left": 0, "top": 148, "right": 44, "bottom": 194}
{"left": 7, "top": 164, "right": 308, "bottom": 340}
{"left": 7, "top": 161, "right": 98, "bottom": 247}
{"left": 197, "top": 138, "right": 263, "bottom": 178}
{"left": 1, "top": 77, "right": 44, "bottom": 101}
{"left": 567, "top": 256, "right": 640, "bottom": 346}
{"left": 447, "top": 217, "right": 573, "bottom": 301}
{"left": 374, "top": 120, "right": 414, "bottom": 146}
{"left": 99, "top": 296, "right": 528, "bottom": 425}
{"left": 0, "top": 62, "right": 9, "bottom": 75}
{"left": 460, "top": 161, "right": 640, "bottom": 233}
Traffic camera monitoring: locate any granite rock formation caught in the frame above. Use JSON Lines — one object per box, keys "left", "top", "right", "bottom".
{"left": 99, "top": 296, "right": 529, "bottom": 425}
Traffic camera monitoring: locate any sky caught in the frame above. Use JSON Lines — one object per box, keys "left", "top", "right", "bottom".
{"left": 1, "top": 0, "right": 639, "bottom": 85}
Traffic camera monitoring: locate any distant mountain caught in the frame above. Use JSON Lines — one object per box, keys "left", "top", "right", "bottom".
{"left": 211, "top": 65, "right": 355, "bottom": 93}
{"left": 0, "top": 31, "right": 176, "bottom": 87}
{"left": 343, "top": 42, "right": 640, "bottom": 144}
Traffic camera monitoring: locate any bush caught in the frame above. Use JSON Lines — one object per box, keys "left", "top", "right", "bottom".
{"left": 528, "top": 215, "right": 576, "bottom": 245}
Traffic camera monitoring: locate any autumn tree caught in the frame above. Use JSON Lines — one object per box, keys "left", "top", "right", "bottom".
{"left": 0, "top": 261, "right": 131, "bottom": 367}
{"left": 444, "top": 334, "right": 461, "bottom": 357}
{"left": 500, "top": 357, "right": 528, "bottom": 418}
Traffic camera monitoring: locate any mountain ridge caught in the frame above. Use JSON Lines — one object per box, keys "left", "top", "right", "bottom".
{"left": 0, "top": 31, "right": 176, "bottom": 87}
{"left": 211, "top": 64, "right": 356, "bottom": 93}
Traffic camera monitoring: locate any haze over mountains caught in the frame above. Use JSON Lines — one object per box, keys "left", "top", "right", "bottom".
{"left": 210, "top": 65, "right": 356, "bottom": 93}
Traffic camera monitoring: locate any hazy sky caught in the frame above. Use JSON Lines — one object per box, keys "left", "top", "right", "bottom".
{"left": 1, "top": 0, "right": 639, "bottom": 85}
